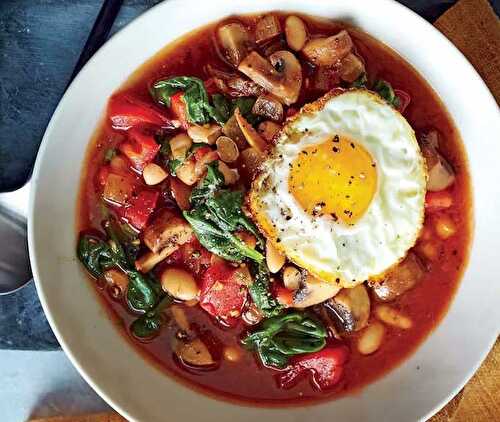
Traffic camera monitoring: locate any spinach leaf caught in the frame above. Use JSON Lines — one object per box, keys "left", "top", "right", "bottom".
{"left": 248, "top": 262, "right": 283, "bottom": 317}
{"left": 189, "top": 161, "right": 225, "bottom": 207}
{"left": 77, "top": 234, "right": 113, "bottom": 278}
{"left": 151, "top": 76, "right": 214, "bottom": 125}
{"left": 126, "top": 271, "right": 159, "bottom": 312}
{"left": 168, "top": 158, "right": 183, "bottom": 176}
{"left": 211, "top": 93, "right": 232, "bottom": 124}
{"left": 130, "top": 294, "right": 174, "bottom": 338}
{"left": 241, "top": 312, "right": 327, "bottom": 368}
{"left": 373, "top": 79, "right": 400, "bottom": 108}
{"left": 206, "top": 191, "right": 261, "bottom": 241}
{"left": 183, "top": 208, "right": 264, "bottom": 263}
{"left": 184, "top": 162, "right": 264, "bottom": 263}
{"left": 231, "top": 97, "right": 261, "bottom": 126}
{"left": 77, "top": 219, "right": 161, "bottom": 314}
{"left": 351, "top": 72, "right": 368, "bottom": 88}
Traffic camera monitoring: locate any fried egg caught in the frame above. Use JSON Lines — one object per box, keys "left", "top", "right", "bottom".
{"left": 250, "top": 89, "right": 426, "bottom": 288}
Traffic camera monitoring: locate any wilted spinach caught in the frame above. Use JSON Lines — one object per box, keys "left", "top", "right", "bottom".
{"left": 151, "top": 76, "right": 215, "bottom": 125}
{"left": 77, "top": 234, "right": 114, "bottom": 278}
{"left": 351, "top": 72, "right": 368, "bottom": 88}
{"left": 242, "top": 312, "right": 327, "bottom": 368}
{"left": 130, "top": 294, "right": 174, "bottom": 338}
{"left": 373, "top": 79, "right": 400, "bottom": 108}
{"left": 183, "top": 162, "right": 264, "bottom": 263}
{"left": 248, "top": 262, "right": 283, "bottom": 318}
{"left": 77, "top": 220, "right": 160, "bottom": 313}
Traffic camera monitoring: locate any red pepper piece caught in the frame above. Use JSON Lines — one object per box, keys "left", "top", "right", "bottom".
{"left": 425, "top": 190, "right": 453, "bottom": 212}
{"left": 169, "top": 92, "right": 189, "bottom": 129}
{"left": 119, "top": 128, "right": 160, "bottom": 172}
{"left": 277, "top": 346, "right": 350, "bottom": 391}
{"left": 200, "top": 263, "right": 247, "bottom": 322}
{"left": 123, "top": 190, "right": 159, "bottom": 230}
{"left": 108, "top": 93, "right": 172, "bottom": 130}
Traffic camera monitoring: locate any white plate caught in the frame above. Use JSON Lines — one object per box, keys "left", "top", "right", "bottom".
{"left": 28, "top": 0, "right": 500, "bottom": 421}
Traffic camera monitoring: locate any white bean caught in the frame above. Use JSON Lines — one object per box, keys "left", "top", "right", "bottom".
{"left": 375, "top": 305, "right": 413, "bottom": 329}
{"left": 143, "top": 163, "right": 168, "bottom": 185}
{"left": 160, "top": 268, "right": 199, "bottom": 301}
{"left": 357, "top": 321, "right": 385, "bottom": 355}
{"left": 285, "top": 16, "right": 308, "bottom": 51}
{"left": 282, "top": 266, "right": 301, "bottom": 290}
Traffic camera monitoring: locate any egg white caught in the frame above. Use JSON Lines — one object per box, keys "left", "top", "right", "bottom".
{"left": 250, "top": 89, "right": 427, "bottom": 288}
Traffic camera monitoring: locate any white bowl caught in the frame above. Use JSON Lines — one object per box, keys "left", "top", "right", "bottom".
{"left": 28, "top": 0, "right": 500, "bottom": 421}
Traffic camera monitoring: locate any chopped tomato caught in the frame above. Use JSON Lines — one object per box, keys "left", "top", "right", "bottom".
{"left": 193, "top": 146, "right": 214, "bottom": 161}
{"left": 170, "top": 92, "right": 189, "bottom": 129}
{"left": 277, "top": 346, "right": 349, "bottom": 391}
{"left": 273, "top": 285, "right": 293, "bottom": 307}
{"left": 394, "top": 89, "right": 411, "bottom": 113}
{"left": 425, "top": 190, "right": 453, "bottom": 212}
{"left": 119, "top": 128, "right": 160, "bottom": 172}
{"left": 200, "top": 263, "right": 248, "bottom": 323}
{"left": 98, "top": 166, "right": 111, "bottom": 187}
{"left": 108, "top": 93, "right": 172, "bottom": 130}
{"left": 123, "top": 190, "right": 159, "bottom": 230}
{"left": 166, "top": 237, "right": 212, "bottom": 275}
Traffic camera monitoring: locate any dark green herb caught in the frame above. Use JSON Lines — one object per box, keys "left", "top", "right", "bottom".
{"left": 168, "top": 158, "right": 183, "bottom": 176}
{"left": 248, "top": 262, "right": 283, "bottom": 317}
{"left": 77, "top": 234, "right": 114, "bottom": 278}
{"left": 184, "top": 208, "right": 264, "bottom": 263}
{"left": 211, "top": 93, "right": 232, "bottom": 124}
{"left": 103, "top": 148, "right": 116, "bottom": 163}
{"left": 151, "top": 76, "right": 214, "bottom": 125}
{"left": 241, "top": 312, "right": 327, "bottom": 368}
{"left": 351, "top": 72, "right": 368, "bottom": 88}
{"left": 373, "top": 79, "right": 400, "bottom": 108}
{"left": 184, "top": 162, "right": 264, "bottom": 263}
{"left": 189, "top": 161, "right": 225, "bottom": 207}
{"left": 130, "top": 294, "right": 174, "bottom": 338}
{"left": 231, "top": 97, "right": 261, "bottom": 126}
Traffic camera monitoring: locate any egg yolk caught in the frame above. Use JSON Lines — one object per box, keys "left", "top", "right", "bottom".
{"left": 288, "top": 135, "right": 377, "bottom": 224}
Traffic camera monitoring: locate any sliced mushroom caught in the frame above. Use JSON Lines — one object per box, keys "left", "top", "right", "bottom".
{"left": 240, "top": 147, "right": 265, "bottom": 180}
{"left": 302, "top": 30, "right": 353, "bottom": 66}
{"left": 175, "top": 338, "right": 214, "bottom": 366}
{"left": 216, "top": 22, "right": 254, "bottom": 67}
{"left": 292, "top": 274, "right": 341, "bottom": 308}
{"left": 135, "top": 244, "right": 179, "bottom": 273}
{"left": 339, "top": 53, "right": 365, "bottom": 83}
{"left": 222, "top": 115, "right": 248, "bottom": 149}
{"left": 217, "top": 160, "right": 240, "bottom": 185}
{"left": 255, "top": 15, "right": 282, "bottom": 44}
{"left": 420, "top": 142, "right": 455, "bottom": 192}
{"left": 252, "top": 94, "right": 284, "bottom": 122}
{"left": 216, "top": 136, "right": 239, "bottom": 163}
{"left": 143, "top": 210, "right": 193, "bottom": 253}
{"left": 238, "top": 50, "right": 302, "bottom": 105}
{"left": 369, "top": 252, "right": 425, "bottom": 302}
{"left": 206, "top": 65, "right": 265, "bottom": 97}
{"left": 234, "top": 108, "right": 268, "bottom": 152}
{"left": 323, "top": 284, "right": 370, "bottom": 333}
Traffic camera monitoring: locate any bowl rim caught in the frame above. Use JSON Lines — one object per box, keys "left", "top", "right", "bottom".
{"left": 28, "top": 0, "right": 500, "bottom": 421}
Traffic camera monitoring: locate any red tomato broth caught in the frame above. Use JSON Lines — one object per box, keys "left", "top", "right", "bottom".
{"left": 77, "top": 12, "right": 472, "bottom": 405}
